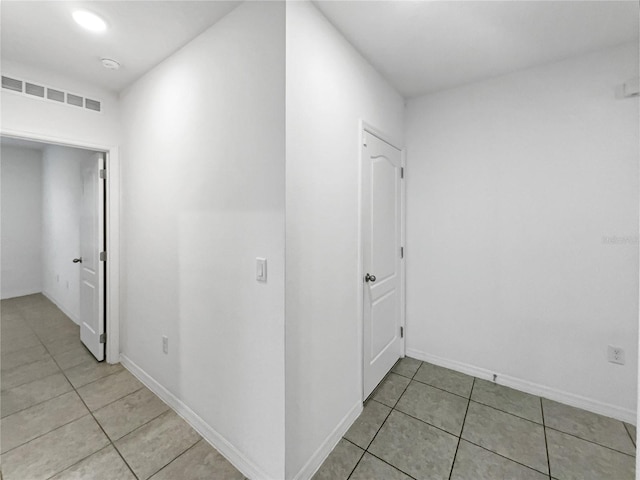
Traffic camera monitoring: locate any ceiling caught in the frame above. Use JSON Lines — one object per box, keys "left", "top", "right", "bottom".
{"left": 1, "top": 1, "right": 637, "bottom": 98}
{"left": 1, "top": 1, "right": 240, "bottom": 93}
{"left": 314, "top": 0, "right": 640, "bottom": 98}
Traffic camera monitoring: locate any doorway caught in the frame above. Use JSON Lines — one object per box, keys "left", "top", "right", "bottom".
{"left": 0, "top": 133, "right": 118, "bottom": 363}
{"left": 361, "top": 125, "right": 406, "bottom": 399}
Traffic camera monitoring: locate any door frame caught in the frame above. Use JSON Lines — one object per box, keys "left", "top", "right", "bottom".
{"left": 358, "top": 120, "right": 406, "bottom": 401}
{"left": 1, "top": 127, "right": 120, "bottom": 364}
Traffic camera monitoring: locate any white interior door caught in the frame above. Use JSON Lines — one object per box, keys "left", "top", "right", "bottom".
{"left": 79, "top": 152, "right": 105, "bottom": 361}
{"left": 362, "top": 130, "right": 403, "bottom": 399}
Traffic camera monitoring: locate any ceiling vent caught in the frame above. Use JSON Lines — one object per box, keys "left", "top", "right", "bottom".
{"left": 1, "top": 75, "right": 102, "bottom": 113}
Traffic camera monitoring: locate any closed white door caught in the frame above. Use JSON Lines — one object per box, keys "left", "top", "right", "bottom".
{"left": 79, "top": 153, "right": 105, "bottom": 361}
{"left": 362, "top": 130, "right": 403, "bottom": 398}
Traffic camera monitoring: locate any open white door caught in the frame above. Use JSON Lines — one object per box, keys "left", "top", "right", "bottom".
{"left": 78, "top": 152, "right": 105, "bottom": 361}
{"left": 362, "top": 130, "right": 403, "bottom": 399}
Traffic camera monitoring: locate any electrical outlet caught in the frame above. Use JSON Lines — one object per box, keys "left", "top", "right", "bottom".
{"left": 162, "top": 336, "right": 168, "bottom": 354}
{"left": 608, "top": 345, "right": 625, "bottom": 365}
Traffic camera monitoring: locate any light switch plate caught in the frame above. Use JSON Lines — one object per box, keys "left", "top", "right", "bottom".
{"left": 256, "top": 258, "right": 267, "bottom": 282}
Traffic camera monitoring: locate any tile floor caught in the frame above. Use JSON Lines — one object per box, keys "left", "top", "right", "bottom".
{"left": 2, "top": 294, "right": 637, "bottom": 480}
{"left": 1, "top": 294, "right": 245, "bottom": 480}
{"left": 314, "top": 357, "right": 637, "bottom": 480}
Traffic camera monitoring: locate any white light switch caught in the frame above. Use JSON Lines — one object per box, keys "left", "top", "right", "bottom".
{"left": 256, "top": 258, "right": 267, "bottom": 282}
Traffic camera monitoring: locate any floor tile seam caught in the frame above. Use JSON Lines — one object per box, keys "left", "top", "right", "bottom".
{"left": 89, "top": 385, "right": 149, "bottom": 416}
{"left": 354, "top": 449, "right": 419, "bottom": 480}
{"left": 41, "top": 444, "right": 115, "bottom": 480}
{"left": 459, "top": 438, "right": 551, "bottom": 477}
{"left": 74, "top": 370, "right": 141, "bottom": 402}
{"left": 468, "top": 398, "right": 546, "bottom": 428}
{"left": 344, "top": 446, "right": 365, "bottom": 480}
{"left": 388, "top": 406, "right": 462, "bottom": 439}
{"left": 363, "top": 371, "right": 415, "bottom": 452}
{"left": 0, "top": 383, "right": 75, "bottom": 419}
{"left": 540, "top": 397, "right": 553, "bottom": 480}
{"left": 1, "top": 368, "right": 63, "bottom": 394}
{"left": 71, "top": 374, "right": 141, "bottom": 480}
{"left": 623, "top": 423, "right": 636, "bottom": 448}
{"left": 132, "top": 434, "right": 202, "bottom": 480}
{"left": 543, "top": 425, "right": 636, "bottom": 457}
{"left": 143, "top": 439, "right": 204, "bottom": 480}
{"left": 0, "top": 351, "right": 57, "bottom": 375}
{"left": 448, "top": 377, "right": 474, "bottom": 480}
{"left": 64, "top": 364, "right": 126, "bottom": 390}
{"left": 410, "top": 377, "right": 471, "bottom": 400}
{"left": 0, "top": 412, "right": 94, "bottom": 457}
{"left": 104, "top": 403, "right": 172, "bottom": 443}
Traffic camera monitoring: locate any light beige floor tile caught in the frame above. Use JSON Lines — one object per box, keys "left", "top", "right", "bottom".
{"left": 45, "top": 335, "right": 84, "bottom": 357}
{"left": 64, "top": 361, "right": 122, "bottom": 388}
{"left": 312, "top": 439, "right": 364, "bottom": 480}
{"left": 471, "top": 379, "right": 542, "bottom": 423}
{"left": 150, "top": 440, "right": 244, "bottom": 480}
{"left": 1, "top": 356, "right": 59, "bottom": 391}
{"left": 543, "top": 398, "right": 635, "bottom": 455}
{"left": 1, "top": 332, "right": 41, "bottom": 354}
{"left": 1, "top": 391, "right": 88, "bottom": 453}
{"left": 49, "top": 445, "right": 136, "bottom": 480}
{"left": 1, "top": 344, "right": 49, "bottom": 371}
{"left": 624, "top": 422, "right": 636, "bottom": 447}
{"left": 77, "top": 369, "right": 143, "bottom": 411}
{"left": 345, "top": 400, "right": 391, "bottom": 449}
{"left": 115, "top": 410, "right": 201, "bottom": 479}
{"left": 0, "top": 415, "right": 109, "bottom": 480}
{"left": 391, "top": 357, "right": 422, "bottom": 378}
{"left": 94, "top": 386, "right": 170, "bottom": 440}
{"left": 350, "top": 453, "right": 412, "bottom": 480}
{"left": 1, "top": 373, "right": 72, "bottom": 418}
{"left": 372, "top": 373, "right": 410, "bottom": 407}
{"left": 451, "top": 440, "right": 548, "bottom": 480}
{"left": 413, "top": 363, "right": 474, "bottom": 398}
{"left": 547, "top": 428, "right": 635, "bottom": 480}
{"left": 52, "top": 346, "right": 96, "bottom": 371}
{"left": 396, "top": 380, "right": 469, "bottom": 435}
{"left": 369, "top": 410, "right": 458, "bottom": 480}
{"left": 462, "top": 402, "right": 548, "bottom": 474}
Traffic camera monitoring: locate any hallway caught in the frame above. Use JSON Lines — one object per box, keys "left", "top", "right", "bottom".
{"left": 0, "top": 294, "right": 245, "bottom": 480}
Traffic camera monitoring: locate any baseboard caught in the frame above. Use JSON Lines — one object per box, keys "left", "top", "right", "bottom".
{"left": 1, "top": 287, "right": 42, "bottom": 300}
{"left": 41, "top": 291, "right": 80, "bottom": 325}
{"left": 406, "top": 348, "right": 636, "bottom": 425}
{"left": 291, "top": 400, "right": 363, "bottom": 480}
{"left": 119, "top": 354, "right": 276, "bottom": 480}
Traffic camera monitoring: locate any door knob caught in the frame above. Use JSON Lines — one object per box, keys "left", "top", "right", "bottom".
{"left": 365, "top": 273, "right": 376, "bottom": 283}
{"left": 73, "top": 258, "right": 82, "bottom": 264}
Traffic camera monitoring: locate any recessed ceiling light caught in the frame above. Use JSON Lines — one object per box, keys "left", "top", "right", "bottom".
{"left": 73, "top": 10, "right": 107, "bottom": 33}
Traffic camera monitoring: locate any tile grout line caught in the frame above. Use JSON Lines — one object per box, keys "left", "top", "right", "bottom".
{"left": 540, "top": 398, "right": 552, "bottom": 480}
{"left": 447, "top": 377, "right": 474, "bottom": 480}
{"left": 142, "top": 438, "right": 203, "bottom": 480}
{"left": 623, "top": 423, "right": 636, "bottom": 448}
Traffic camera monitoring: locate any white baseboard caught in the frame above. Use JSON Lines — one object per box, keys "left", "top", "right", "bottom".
{"left": 1, "top": 287, "right": 42, "bottom": 300}
{"left": 291, "top": 401, "right": 363, "bottom": 480}
{"left": 406, "top": 348, "right": 636, "bottom": 425}
{"left": 119, "top": 354, "right": 276, "bottom": 480}
{"left": 42, "top": 291, "right": 80, "bottom": 325}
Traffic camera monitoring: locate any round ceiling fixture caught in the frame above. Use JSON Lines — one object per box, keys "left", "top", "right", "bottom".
{"left": 101, "top": 58, "right": 121, "bottom": 70}
{"left": 73, "top": 10, "right": 107, "bottom": 32}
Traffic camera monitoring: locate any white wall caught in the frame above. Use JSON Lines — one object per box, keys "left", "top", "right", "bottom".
{"left": 0, "top": 60, "right": 119, "bottom": 148}
{"left": 405, "top": 42, "right": 639, "bottom": 421}
{"left": 1, "top": 145, "right": 43, "bottom": 299}
{"left": 285, "top": 2, "right": 404, "bottom": 478}
{"left": 41, "top": 145, "right": 89, "bottom": 323}
{"left": 119, "top": 2, "right": 285, "bottom": 479}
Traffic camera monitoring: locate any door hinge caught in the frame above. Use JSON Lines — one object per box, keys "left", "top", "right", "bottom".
{"left": 99, "top": 333, "right": 107, "bottom": 343}
{"left": 99, "top": 251, "right": 107, "bottom": 262}
{"left": 401, "top": 167, "right": 404, "bottom": 179}
{"left": 400, "top": 326, "right": 404, "bottom": 338}
{"left": 400, "top": 246, "right": 404, "bottom": 259}
{"left": 99, "top": 169, "right": 106, "bottom": 180}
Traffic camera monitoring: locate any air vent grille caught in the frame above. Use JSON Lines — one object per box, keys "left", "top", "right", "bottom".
{"left": 1, "top": 75, "right": 102, "bottom": 113}
{"left": 25, "top": 82, "right": 45, "bottom": 97}
{"left": 2, "top": 76, "right": 23, "bottom": 92}
{"left": 47, "top": 88, "right": 65, "bottom": 102}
